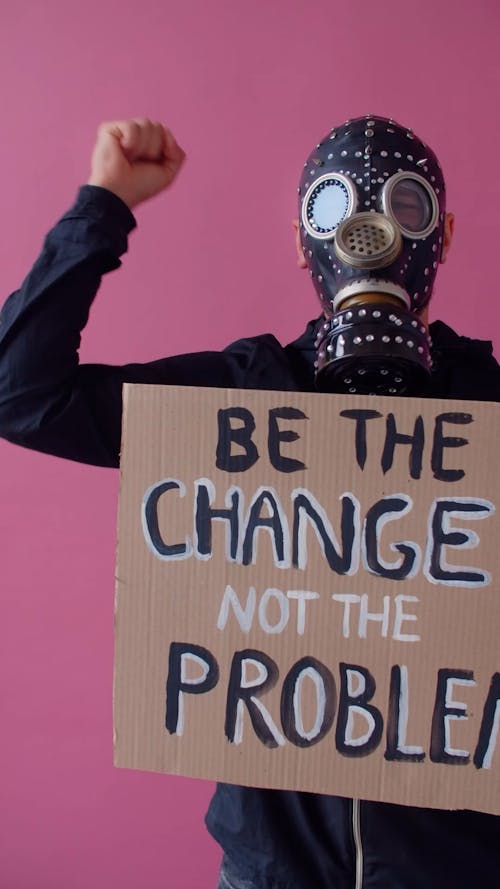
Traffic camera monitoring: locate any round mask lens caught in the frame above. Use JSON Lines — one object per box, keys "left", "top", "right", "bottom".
{"left": 302, "top": 174, "right": 355, "bottom": 239}
{"left": 383, "top": 173, "right": 439, "bottom": 238}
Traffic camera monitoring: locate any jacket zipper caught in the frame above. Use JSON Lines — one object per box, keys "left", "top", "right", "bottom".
{"left": 352, "top": 798, "right": 363, "bottom": 889}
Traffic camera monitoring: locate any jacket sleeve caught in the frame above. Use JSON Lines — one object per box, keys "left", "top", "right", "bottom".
{"left": 0, "top": 186, "right": 266, "bottom": 468}
{"left": 0, "top": 186, "right": 141, "bottom": 467}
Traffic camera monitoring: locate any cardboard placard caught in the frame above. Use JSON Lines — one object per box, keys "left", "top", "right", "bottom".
{"left": 114, "top": 384, "right": 500, "bottom": 814}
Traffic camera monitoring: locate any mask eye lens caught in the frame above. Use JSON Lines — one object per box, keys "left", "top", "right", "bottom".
{"left": 388, "top": 177, "right": 435, "bottom": 234}
{"left": 303, "top": 175, "right": 354, "bottom": 239}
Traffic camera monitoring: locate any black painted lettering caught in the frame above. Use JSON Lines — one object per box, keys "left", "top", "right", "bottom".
{"left": 280, "top": 657, "right": 336, "bottom": 748}
{"left": 426, "top": 499, "right": 494, "bottom": 586}
{"left": 292, "top": 491, "right": 357, "bottom": 573}
{"left": 195, "top": 481, "right": 240, "bottom": 560}
{"left": 242, "top": 489, "right": 286, "bottom": 566}
{"left": 381, "top": 413, "right": 424, "bottom": 479}
{"left": 336, "top": 663, "right": 383, "bottom": 756}
{"left": 339, "top": 409, "right": 382, "bottom": 470}
{"left": 473, "top": 673, "right": 500, "bottom": 769}
{"left": 225, "top": 649, "right": 282, "bottom": 747}
{"left": 385, "top": 665, "right": 425, "bottom": 762}
{"left": 430, "top": 668, "right": 475, "bottom": 764}
{"left": 143, "top": 479, "right": 190, "bottom": 558}
{"left": 216, "top": 407, "right": 259, "bottom": 472}
{"left": 364, "top": 496, "right": 418, "bottom": 580}
{"left": 268, "top": 407, "right": 307, "bottom": 473}
{"left": 431, "top": 413, "right": 472, "bottom": 482}
{"left": 166, "top": 642, "right": 219, "bottom": 735}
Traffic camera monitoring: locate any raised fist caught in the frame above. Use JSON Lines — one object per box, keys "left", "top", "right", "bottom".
{"left": 88, "top": 118, "right": 186, "bottom": 210}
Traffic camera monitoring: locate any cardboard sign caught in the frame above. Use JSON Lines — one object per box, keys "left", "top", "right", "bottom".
{"left": 114, "top": 384, "right": 500, "bottom": 815}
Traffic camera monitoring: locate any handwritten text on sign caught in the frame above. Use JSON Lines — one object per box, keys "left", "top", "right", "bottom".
{"left": 114, "top": 386, "right": 500, "bottom": 813}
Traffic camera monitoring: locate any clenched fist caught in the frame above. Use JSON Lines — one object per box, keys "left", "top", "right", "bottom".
{"left": 88, "top": 118, "right": 186, "bottom": 210}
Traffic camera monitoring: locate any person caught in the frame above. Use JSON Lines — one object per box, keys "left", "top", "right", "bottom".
{"left": 0, "top": 115, "right": 498, "bottom": 888}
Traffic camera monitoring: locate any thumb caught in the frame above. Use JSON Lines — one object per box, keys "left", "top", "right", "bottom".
{"left": 96, "top": 124, "right": 132, "bottom": 163}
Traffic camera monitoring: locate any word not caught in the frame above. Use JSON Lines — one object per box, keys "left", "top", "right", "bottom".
{"left": 217, "top": 584, "right": 420, "bottom": 641}
{"left": 142, "top": 480, "right": 494, "bottom": 586}
{"left": 165, "top": 642, "right": 499, "bottom": 771}
{"left": 217, "top": 585, "right": 319, "bottom": 636}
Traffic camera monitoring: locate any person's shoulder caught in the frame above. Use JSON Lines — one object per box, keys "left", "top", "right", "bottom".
{"left": 431, "top": 320, "right": 496, "bottom": 357}
{"left": 431, "top": 320, "right": 500, "bottom": 402}
{"left": 222, "top": 323, "right": 317, "bottom": 392}
{"left": 223, "top": 331, "right": 284, "bottom": 354}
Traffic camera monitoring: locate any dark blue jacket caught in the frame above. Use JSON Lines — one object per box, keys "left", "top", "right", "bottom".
{"left": 1, "top": 186, "right": 499, "bottom": 888}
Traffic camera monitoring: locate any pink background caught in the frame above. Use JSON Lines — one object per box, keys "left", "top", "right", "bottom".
{"left": 1, "top": 2, "right": 499, "bottom": 887}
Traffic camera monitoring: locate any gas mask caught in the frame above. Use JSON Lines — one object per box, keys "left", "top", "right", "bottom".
{"left": 298, "top": 116, "right": 446, "bottom": 394}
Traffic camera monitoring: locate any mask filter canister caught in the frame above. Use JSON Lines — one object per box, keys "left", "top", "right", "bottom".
{"left": 314, "top": 302, "right": 432, "bottom": 395}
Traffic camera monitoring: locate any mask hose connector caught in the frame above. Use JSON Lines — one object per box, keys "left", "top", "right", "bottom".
{"left": 314, "top": 302, "right": 431, "bottom": 395}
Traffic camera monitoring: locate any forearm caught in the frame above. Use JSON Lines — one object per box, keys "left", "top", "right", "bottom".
{"left": 0, "top": 186, "right": 136, "bottom": 462}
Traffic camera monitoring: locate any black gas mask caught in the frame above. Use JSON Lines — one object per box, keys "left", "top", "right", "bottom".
{"left": 298, "top": 116, "right": 446, "bottom": 394}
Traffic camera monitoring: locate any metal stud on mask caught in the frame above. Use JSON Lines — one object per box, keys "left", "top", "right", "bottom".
{"left": 298, "top": 116, "right": 446, "bottom": 395}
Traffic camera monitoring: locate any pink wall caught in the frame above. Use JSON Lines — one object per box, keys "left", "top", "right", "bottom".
{"left": 1, "top": 2, "right": 499, "bottom": 887}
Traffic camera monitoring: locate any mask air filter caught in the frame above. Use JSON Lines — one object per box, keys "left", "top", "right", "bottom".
{"left": 334, "top": 213, "right": 402, "bottom": 272}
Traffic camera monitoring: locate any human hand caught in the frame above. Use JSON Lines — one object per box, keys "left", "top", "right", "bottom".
{"left": 88, "top": 118, "right": 186, "bottom": 210}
